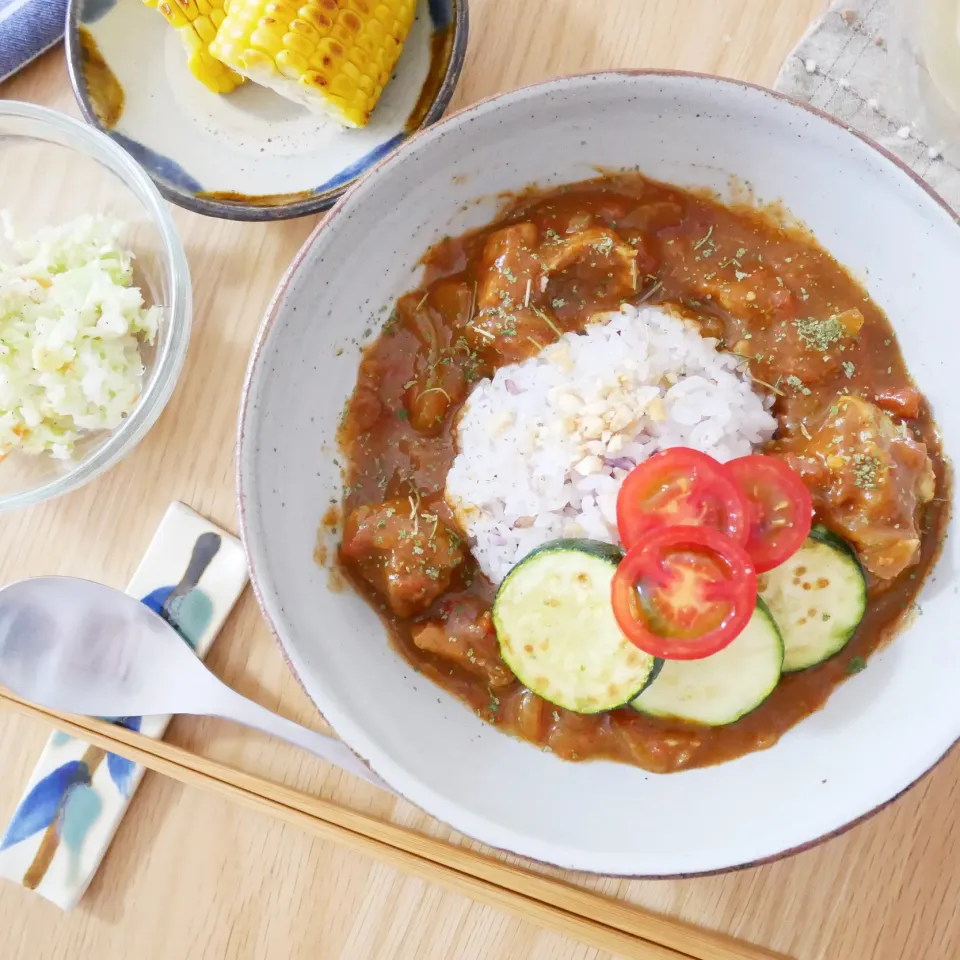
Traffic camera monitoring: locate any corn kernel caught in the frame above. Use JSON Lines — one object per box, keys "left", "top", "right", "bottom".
{"left": 194, "top": 15, "right": 217, "bottom": 43}
{"left": 276, "top": 47, "right": 309, "bottom": 78}
{"left": 176, "top": 0, "right": 202, "bottom": 21}
{"left": 339, "top": 10, "right": 362, "bottom": 34}
{"left": 241, "top": 47, "right": 281, "bottom": 76}
{"left": 250, "top": 22, "right": 286, "bottom": 51}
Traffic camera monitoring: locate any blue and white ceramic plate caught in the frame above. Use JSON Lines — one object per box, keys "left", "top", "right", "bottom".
{"left": 65, "top": 0, "right": 467, "bottom": 221}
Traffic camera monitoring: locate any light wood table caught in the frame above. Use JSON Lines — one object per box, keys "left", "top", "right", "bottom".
{"left": 2, "top": 3, "right": 957, "bottom": 958}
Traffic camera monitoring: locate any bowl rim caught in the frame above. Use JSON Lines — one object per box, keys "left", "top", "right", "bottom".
{"left": 0, "top": 100, "right": 192, "bottom": 511}
{"left": 236, "top": 68, "right": 960, "bottom": 876}
{"left": 64, "top": 0, "right": 471, "bottom": 222}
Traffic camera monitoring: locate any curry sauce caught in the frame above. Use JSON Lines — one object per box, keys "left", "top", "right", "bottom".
{"left": 335, "top": 174, "right": 948, "bottom": 774}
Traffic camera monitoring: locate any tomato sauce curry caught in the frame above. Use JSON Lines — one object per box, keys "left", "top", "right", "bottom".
{"left": 334, "top": 173, "right": 948, "bottom": 773}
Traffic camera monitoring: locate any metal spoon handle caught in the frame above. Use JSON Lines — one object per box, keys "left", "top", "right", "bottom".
{"left": 208, "top": 684, "right": 393, "bottom": 793}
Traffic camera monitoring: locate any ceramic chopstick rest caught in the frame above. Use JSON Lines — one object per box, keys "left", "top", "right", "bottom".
{"left": 0, "top": 502, "right": 248, "bottom": 908}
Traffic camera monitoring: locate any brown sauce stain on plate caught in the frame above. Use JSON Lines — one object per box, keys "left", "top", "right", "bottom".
{"left": 195, "top": 188, "right": 316, "bottom": 206}
{"left": 80, "top": 28, "right": 125, "bottom": 130}
{"left": 315, "top": 505, "right": 345, "bottom": 591}
{"left": 405, "top": 26, "right": 455, "bottom": 133}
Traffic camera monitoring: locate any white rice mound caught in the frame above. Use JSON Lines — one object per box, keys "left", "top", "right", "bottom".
{"left": 445, "top": 304, "right": 777, "bottom": 584}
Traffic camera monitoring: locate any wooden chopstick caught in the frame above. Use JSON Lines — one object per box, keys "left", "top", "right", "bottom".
{"left": 0, "top": 689, "right": 791, "bottom": 960}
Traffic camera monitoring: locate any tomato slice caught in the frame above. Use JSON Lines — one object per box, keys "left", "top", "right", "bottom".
{"left": 611, "top": 525, "right": 757, "bottom": 660}
{"left": 616, "top": 448, "right": 749, "bottom": 550}
{"left": 724, "top": 455, "right": 813, "bottom": 574}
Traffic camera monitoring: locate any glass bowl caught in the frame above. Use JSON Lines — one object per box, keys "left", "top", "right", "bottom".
{"left": 0, "top": 102, "right": 191, "bottom": 510}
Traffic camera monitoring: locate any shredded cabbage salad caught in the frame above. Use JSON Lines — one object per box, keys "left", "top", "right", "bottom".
{"left": 0, "top": 214, "right": 159, "bottom": 460}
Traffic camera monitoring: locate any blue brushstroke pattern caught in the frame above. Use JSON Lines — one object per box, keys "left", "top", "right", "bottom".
{"left": 111, "top": 117, "right": 395, "bottom": 203}
{"left": 0, "top": 761, "right": 91, "bottom": 851}
{"left": 428, "top": 0, "right": 453, "bottom": 29}
{"left": 105, "top": 717, "right": 142, "bottom": 796}
{"left": 140, "top": 586, "right": 209, "bottom": 649}
{"left": 313, "top": 133, "right": 406, "bottom": 196}
{"left": 59, "top": 784, "right": 102, "bottom": 849}
{"left": 140, "top": 585, "right": 175, "bottom": 621}
{"left": 167, "top": 590, "right": 214, "bottom": 651}
{"left": 59, "top": 784, "right": 103, "bottom": 886}
{"left": 109, "top": 132, "right": 205, "bottom": 194}
{"left": 81, "top": 0, "right": 118, "bottom": 24}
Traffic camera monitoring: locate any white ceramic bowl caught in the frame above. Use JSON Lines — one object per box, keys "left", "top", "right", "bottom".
{"left": 238, "top": 72, "right": 960, "bottom": 876}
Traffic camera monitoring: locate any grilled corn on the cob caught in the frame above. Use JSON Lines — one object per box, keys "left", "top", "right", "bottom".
{"left": 210, "top": 0, "right": 418, "bottom": 128}
{"left": 143, "top": 0, "right": 245, "bottom": 95}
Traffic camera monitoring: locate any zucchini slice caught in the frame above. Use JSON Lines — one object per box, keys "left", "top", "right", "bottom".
{"left": 630, "top": 599, "right": 784, "bottom": 726}
{"left": 759, "top": 526, "right": 866, "bottom": 673}
{"left": 493, "top": 539, "right": 660, "bottom": 713}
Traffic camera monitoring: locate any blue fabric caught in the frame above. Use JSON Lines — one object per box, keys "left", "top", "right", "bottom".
{"left": 0, "top": 0, "right": 68, "bottom": 85}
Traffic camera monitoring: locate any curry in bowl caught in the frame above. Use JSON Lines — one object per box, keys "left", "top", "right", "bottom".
{"left": 334, "top": 171, "right": 947, "bottom": 775}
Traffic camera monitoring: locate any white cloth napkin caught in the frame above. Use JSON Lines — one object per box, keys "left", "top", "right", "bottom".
{"left": 775, "top": 0, "right": 960, "bottom": 211}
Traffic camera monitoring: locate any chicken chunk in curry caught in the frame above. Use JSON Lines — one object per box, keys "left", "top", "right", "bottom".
{"left": 341, "top": 500, "right": 465, "bottom": 618}
{"left": 411, "top": 597, "right": 514, "bottom": 688}
{"left": 777, "top": 396, "right": 936, "bottom": 578}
